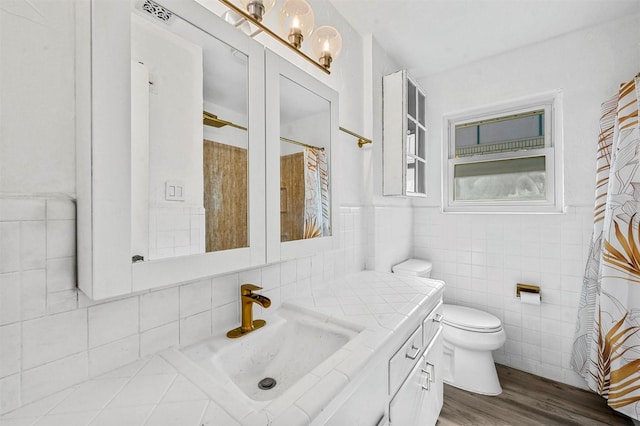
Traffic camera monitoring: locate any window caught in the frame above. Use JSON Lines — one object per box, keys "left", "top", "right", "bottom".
{"left": 443, "top": 92, "right": 563, "bottom": 213}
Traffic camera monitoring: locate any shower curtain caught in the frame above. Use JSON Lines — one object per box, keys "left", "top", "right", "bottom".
{"left": 303, "top": 147, "right": 330, "bottom": 239}
{"left": 571, "top": 75, "right": 640, "bottom": 420}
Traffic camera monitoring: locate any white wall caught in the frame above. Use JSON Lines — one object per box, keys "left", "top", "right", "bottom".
{"left": 364, "top": 36, "right": 414, "bottom": 272}
{"left": 0, "top": 0, "right": 368, "bottom": 414}
{"left": 413, "top": 14, "right": 640, "bottom": 387}
{"left": 0, "top": 1, "right": 76, "bottom": 195}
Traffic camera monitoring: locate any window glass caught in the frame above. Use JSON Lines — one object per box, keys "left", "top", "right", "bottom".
{"left": 443, "top": 93, "right": 562, "bottom": 213}
{"left": 455, "top": 111, "right": 545, "bottom": 157}
{"left": 408, "top": 80, "right": 416, "bottom": 119}
{"left": 454, "top": 156, "right": 546, "bottom": 201}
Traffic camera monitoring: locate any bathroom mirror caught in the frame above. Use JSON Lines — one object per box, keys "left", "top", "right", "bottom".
{"left": 265, "top": 50, "right": 339, "bottom": 262}
{"left": 130, "top": 2, "right": 250, "bottom": 261}
{"left": 77, "top": 0, "right": 266, "bottom": 299}
{"left": 279, "top": 76, "right": 332, "bottom": 243}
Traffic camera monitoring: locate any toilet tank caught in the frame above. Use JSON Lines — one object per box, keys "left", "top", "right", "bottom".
{"left": 391, "top": 258, "right": 433, "bottom": 278}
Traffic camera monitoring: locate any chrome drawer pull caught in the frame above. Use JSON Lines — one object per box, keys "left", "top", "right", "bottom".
{"left": 421, "top": 373, "right": 431, "bottom": 391}
{"left": 405, "top": 344, "right": 420, "bottom": 360}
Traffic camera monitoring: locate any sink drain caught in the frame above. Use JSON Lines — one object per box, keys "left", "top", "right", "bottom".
{"left": 258, "top": 377, "right": 277, "bottom": 390}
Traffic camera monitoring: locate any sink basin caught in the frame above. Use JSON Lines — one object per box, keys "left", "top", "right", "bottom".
{"left": 180, "top": 304, "right": 362, "bottom": 402}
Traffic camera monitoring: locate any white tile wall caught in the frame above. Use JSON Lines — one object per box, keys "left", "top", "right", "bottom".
{"left": 22, "top": 309, "right": 87, "bottom": 370}
{"left": 141, "top": 287, "right": 180, "bottom": 331}
{"left": 0, "top": 197, "right": 368, "bottom": 415}
{"left": 148, "top": 206, "right": 205, "bottom": 260}
{"left": 88, "top": 298, "right": 139, "bottom": 348}
{"left": 413, "top": 205, "right": 591, "bottom": 388}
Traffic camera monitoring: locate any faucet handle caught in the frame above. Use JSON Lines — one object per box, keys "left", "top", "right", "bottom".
{"left": 241, "top": 283, "right": 263, "bottom": 295}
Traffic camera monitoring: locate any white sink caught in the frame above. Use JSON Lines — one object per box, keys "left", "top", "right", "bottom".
{"left": 181, "top": 304, "right": 362, "bottom": 402}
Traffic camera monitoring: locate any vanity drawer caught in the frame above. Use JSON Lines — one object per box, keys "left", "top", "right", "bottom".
{"left": 422, "top": 301, "right": 443, "bottom": 347}
{"left": 389, "top": 325, "right": 422, "bottom": 396}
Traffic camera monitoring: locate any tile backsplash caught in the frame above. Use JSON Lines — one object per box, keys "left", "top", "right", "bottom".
{"left": 413, "top": 206, "right": 591, "bottom": 389}
{"left": 0, "top": 197, "right": 367, "bottom": 414}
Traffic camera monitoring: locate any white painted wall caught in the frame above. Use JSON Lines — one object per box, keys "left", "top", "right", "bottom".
{"left": 363, "top": 36, "right": 414, "bottom": 272}
{"left": 412, "top": 14, "right": 640, "bottom": 387}
{"left": 0, "top": 1, "right": 76, "bottom": 195}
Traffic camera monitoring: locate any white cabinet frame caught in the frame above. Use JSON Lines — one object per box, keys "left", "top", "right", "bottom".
{"left": 265, "top": 50, "right": 340, "bottom": 263}
{"left": 76, "top": 0, "right": 266, "bottom": 299}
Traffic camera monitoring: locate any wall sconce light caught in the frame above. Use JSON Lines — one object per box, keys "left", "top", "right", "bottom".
{"left": 310, "top": 26, "right": 342, "bottom": 70}
{"left": 278, "top": 0, "right": 314, "bottom": 49}
{"left": 215, "top": 0, "right": 341, "bottom": 74}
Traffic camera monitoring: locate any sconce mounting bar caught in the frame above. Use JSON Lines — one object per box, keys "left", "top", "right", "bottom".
{"left": 339, "top": 126, "right": 372, "bottom": 148}
{"left": 216, "top": 0, "right": 330, "bottom": 75}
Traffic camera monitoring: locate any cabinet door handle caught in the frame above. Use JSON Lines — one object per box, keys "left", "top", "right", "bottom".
{"left": 433, "top": 313, "right": 443, "bottom": 323}
{"left": 421, "top": 373, "right": 431, "bottom": 391}
{"left": 405, "top": 344, "right": 421, "bottom": 360}
{"left": 423, "top": 362, "right": 435, "bottom": 382}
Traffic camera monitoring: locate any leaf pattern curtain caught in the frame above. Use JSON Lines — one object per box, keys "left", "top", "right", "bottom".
{"left": 571, "top": 75, "right": 640, "bottom": 420}
{"left": 303, "top": 147, "right": 330, "bottom": 239}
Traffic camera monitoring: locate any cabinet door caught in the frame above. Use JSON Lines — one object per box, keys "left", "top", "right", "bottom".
{"left": 389, "top": 328, "right": 443, "bottom": 426}
{"left": 382, "top": 70, "right": 427, "bottom": 197}
{"left": 77, "top": 0, "right": 267, "bottom": 299}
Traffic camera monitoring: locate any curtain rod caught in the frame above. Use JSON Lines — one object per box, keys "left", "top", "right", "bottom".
{"left": 280, "top": 136, "right": 324, "bottom": 151}
{"left": 339, "top": 126, "right": 372, "bottom": 148}
{"left": 203, "top": 111, "right": 247, "bottom": 131}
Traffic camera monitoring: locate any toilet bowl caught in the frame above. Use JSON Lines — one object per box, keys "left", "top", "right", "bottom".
{"left": 391, "top": 258, "right": 507, "bottom": 396}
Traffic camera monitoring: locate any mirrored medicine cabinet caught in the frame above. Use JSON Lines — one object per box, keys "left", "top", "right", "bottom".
{"left": 76, "top": 0, "right": 338, "bottom": 300}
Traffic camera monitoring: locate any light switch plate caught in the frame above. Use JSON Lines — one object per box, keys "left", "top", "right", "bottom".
{"left": 165, "top": 181, "right": 185, "bottom": 201}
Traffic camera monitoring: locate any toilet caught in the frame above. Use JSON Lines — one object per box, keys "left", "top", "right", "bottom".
{"left": 392, "top": 258, "right": 506, "bottom": 396}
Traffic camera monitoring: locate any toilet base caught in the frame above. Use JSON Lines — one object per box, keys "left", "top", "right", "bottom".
{"left": 443, "top": 341, "right": 503, "bottom": 396}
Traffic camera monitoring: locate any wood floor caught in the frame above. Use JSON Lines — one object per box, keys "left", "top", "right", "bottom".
{"left": 437, "top": 364, "right": 633, "bottom": 426}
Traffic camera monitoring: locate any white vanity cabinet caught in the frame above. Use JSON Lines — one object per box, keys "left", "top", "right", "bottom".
{"left": 388, "top": 301, "right": 443, "bottom": 426}
{"left": 324, "top": 296, "right": 444, "bottom": 426}
{"left": 382, "top": 69, "right": 427, "bottom": 197}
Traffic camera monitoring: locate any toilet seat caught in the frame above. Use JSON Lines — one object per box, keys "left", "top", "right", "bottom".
{"left": 442, "top": 304, "right": 502, "bottom": 333}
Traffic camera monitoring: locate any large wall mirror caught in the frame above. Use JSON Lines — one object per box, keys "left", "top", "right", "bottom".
{"left": 279, "top": 76, "right": 332, "bottom": 242}
{"left": 130, "top": 2, "right": 250, "bottom": 261}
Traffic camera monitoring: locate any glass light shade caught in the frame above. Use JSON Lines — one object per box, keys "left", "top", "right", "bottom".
{"left": 239, "top": 0, "right": 277, "bottom": 21}
{"left": 278, "top": 0, "right": 315, "bottom": 49}
{"left": 310, "top": 26, "right": 342, "bottom": 69}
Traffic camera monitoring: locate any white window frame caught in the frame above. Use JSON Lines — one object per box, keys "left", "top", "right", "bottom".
{"left": 442, "top": 91, "right": 564, "bottom": 213}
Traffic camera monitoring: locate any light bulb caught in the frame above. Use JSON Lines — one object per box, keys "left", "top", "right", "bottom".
{"left": 278, "top": 0, "right": 315, "bottom": 49}
{"left": 310, "top": 26, "right": 342, "bottom": 69}
{"left": 239, "top": 0, "right": 276, "bottom": 22}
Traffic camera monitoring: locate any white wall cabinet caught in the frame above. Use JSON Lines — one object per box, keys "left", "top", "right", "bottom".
{"left": 76, "top": 0, "right": 338, "bottom": 300}
{"left": 383, "top": 70, "right": 427, "bottom": 197}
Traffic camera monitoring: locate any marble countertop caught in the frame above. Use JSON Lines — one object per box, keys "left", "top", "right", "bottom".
{"left": 0, "top": 271, "right": 443, "bottom": 426}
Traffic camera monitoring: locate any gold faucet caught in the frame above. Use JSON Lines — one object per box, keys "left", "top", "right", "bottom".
{"left": 226, "top": 284, "right": 271, "bottom": 338}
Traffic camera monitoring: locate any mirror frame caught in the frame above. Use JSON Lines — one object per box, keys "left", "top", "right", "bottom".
{"left": 76, "top": 0, "right": 266, "bottom": 299}
{"left": 265, "top": 49, "right": 340, "bottom": 263}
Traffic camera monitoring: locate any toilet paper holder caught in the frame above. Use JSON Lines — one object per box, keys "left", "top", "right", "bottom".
{"left": 516, "top": 283, "right": 541, "bottom": 299}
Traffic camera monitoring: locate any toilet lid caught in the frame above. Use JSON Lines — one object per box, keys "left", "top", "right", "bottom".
{"left": 442, "top": 304, "right": 502, "bottom": 333}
